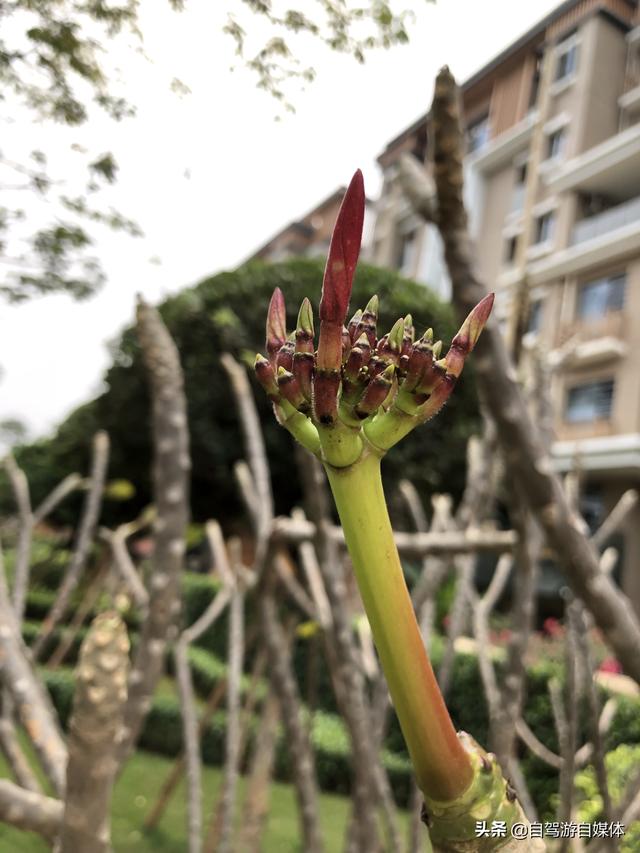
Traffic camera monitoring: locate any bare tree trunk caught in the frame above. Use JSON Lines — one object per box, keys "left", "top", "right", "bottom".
{"left": 59, "top": 612, "right": 129, "bottom": 853}
{"left": 117, "top": 298, "right": 190, "bottom": 769}
{"left": 400, "top": 67, "right": 640, "bottom": 683}
{"left": 32, "top": 431, "right": 109, "bottom": 661}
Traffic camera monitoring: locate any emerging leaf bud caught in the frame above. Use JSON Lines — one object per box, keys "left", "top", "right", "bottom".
{"left": 442, "top": 293, "right": 494, "bottom": 379}
{"left": 293, "top": 352, "right": 314, "bottom": 402}
{"left": 356, "top": 294, "right": 379, "bottom": 347}
{"left": 276, "top": 338, "right": 295, "bottom": 373}
{"left": 255, "top": 354, "right": 279, "bottom": 402}
{"left": 355, "top": 364, "right": 395, "bottom": 419}
{"left": 348, "top": 308, "right": 363, "bottom": 343}
{"left": 402, "top": 315, "right": 415, "bottom": 356}
{"left": 266, "top": 287, "right": 287, "bottom": 363}
{"left": 295, "top": 297, "right": 315, "bottom": 354}
{"left": 277, "top": 366, "right": 307, "bottom": 412}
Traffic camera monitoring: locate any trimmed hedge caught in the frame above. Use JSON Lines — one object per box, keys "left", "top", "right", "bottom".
{"left": 39, "top": 667, "right": 413, "bottom": 804}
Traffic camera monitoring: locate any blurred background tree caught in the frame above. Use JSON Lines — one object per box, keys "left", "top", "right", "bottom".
{"left": 1, "top": 0, "right": 429, "bottom": 302}
{"left": 3, "top": 258, "right": 480, "bottom": 526}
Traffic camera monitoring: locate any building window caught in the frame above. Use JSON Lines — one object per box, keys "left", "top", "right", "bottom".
{"left": 577, "top": 274, "right": 626, "bottom": 320}
{"left": 395, "top": 227, "right": 417, "bottom": 275}
{"left": 527, "top": 299, "right": 543, "bottom": 334}
{"left": 504, "top": 235, "right": 518, "bottom": 265}
{"left": 534, "top": 211, "right": 555, "bottom": 244}
{"left": 546, "top": 128, "right": 565, "bottom": 160}
{"left": 565, "top": 379, "right": 614, "bottom": 423}
{"left": 467, "top": 116, "right": 490, "bottom": 153}
{"left": 516, "top": 161, "right": 527, "bottom": 185}
{"left": 555, "top": 38, "right": 578, "bottom": 82}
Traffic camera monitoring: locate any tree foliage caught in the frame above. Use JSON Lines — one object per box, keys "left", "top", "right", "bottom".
{"left": 5, "top": 258, "right": 480, "bottom": 526}
{"left": 223, "top": 0, "right": 432, "bottom": 109}
{"left": 1, "top": 0, "right": 429, "bottom": 301}
{"left": 0, "top": 0, "right": 143, "bottom": 301}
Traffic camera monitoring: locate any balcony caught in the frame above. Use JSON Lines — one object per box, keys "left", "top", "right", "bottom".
{"left": 528, "top": 196, "right": 640, "bottom": 283}
{"left": 571, "top": 195, "right": 640, "bottom": 245}
{"left": 545, "top": 123, "right": 640, "bottom": 198}
{"left": 468, "top": 111, "right": 538, "bottom": 175}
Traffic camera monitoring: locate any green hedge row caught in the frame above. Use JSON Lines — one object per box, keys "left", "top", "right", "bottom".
{"left": 40, "top": 667, "right": 413, "bottom": 805}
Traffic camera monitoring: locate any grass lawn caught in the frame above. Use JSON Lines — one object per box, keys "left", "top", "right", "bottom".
{"left": 0, "top": 748, "right": 425, "bottom": 851}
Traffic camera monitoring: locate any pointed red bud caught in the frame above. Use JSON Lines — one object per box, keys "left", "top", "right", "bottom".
{"left": 319, "top": 169, "right": 365, "bottom": 326}
{"left": 348, "top": 308, "right": 363, "bottom": 343}
{"left": 266, "top": 287, "right": 287, "bottom": 363}
{"left": 443, "top": 293, "right": 494, "bottom": 378}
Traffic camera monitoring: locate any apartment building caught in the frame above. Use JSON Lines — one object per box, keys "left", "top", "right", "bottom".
{"left": 372, "top": 0, "right": 640, "bottom": 608}
{"left": 248, "top": 187, "right": 374, "bottom": 263}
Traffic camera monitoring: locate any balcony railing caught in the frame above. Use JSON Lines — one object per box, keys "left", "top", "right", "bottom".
{"left": 571, "top": 195, "right": 640, "bottom": 245}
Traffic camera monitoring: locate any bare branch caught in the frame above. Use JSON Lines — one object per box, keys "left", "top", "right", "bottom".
{"left": 3, "top": 454, "right": 33, "bottom": 623}
{"left": 33, "top": 473, "right": 83, "bottom": 525}
{"left": 0, "top": 779, "right": 62, "bottom": 841}
{"left": 592, "top": 490, "right": 638, "bottom": 550}
{"left": 99, "top": 518, "right": 150, "bottom": 612}
{"left": 515, "top": 719, "right": 563, "bottom": 770}
{"left": 272, "top": 516, "right": 516, "bottom": 555}
{"left": 32, "top": 431, "right": 110, "bottom": 659}
{"left": 117, "top": 298, "right": 190, "bottom": 768}
{"left": 0, "top": 540, "right": 67, "bottom": 796}
{"left": 0, "top": 717, "right": 41, "bottom": 792}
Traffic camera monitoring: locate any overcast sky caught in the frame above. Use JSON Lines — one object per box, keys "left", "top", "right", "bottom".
{"left": 0, "top": 0, "right": 561, "bottom": 444}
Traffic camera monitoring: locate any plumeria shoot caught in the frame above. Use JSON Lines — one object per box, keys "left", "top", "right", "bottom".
{"left": 254, "top": 170, "right": 544, "bottom": 852}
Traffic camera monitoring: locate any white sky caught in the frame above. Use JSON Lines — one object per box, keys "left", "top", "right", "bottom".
{"left": 0, "top": 0, "right": 561, "bottom": 443}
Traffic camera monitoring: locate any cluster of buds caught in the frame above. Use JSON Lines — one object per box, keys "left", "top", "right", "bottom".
{"left": 255, "top": 170, "right": 493, "bottom": 468}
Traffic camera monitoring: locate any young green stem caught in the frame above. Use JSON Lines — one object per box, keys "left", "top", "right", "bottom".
{"left": 324, "top": 450, "right": 473, "bottom": 802}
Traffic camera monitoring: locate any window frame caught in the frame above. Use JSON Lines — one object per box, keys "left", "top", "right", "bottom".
{"left": 576, "top": 273, "right": 626, "bottom": 321}
{"left": 565, "top": 378, "right": 615, "bottom": 424}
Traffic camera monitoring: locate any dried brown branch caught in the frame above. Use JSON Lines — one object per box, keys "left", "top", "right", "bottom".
{"left": 32, "top": 431, "right": 110, "bottom": 660}
{"left": 117, "top": 298, "right": 190, "bottom": 769}
{"left": 401, "top": 66, "right": 640, "bottom": 683}
{"left": 59, "top": 612, "right": 129, "bottom": 853}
